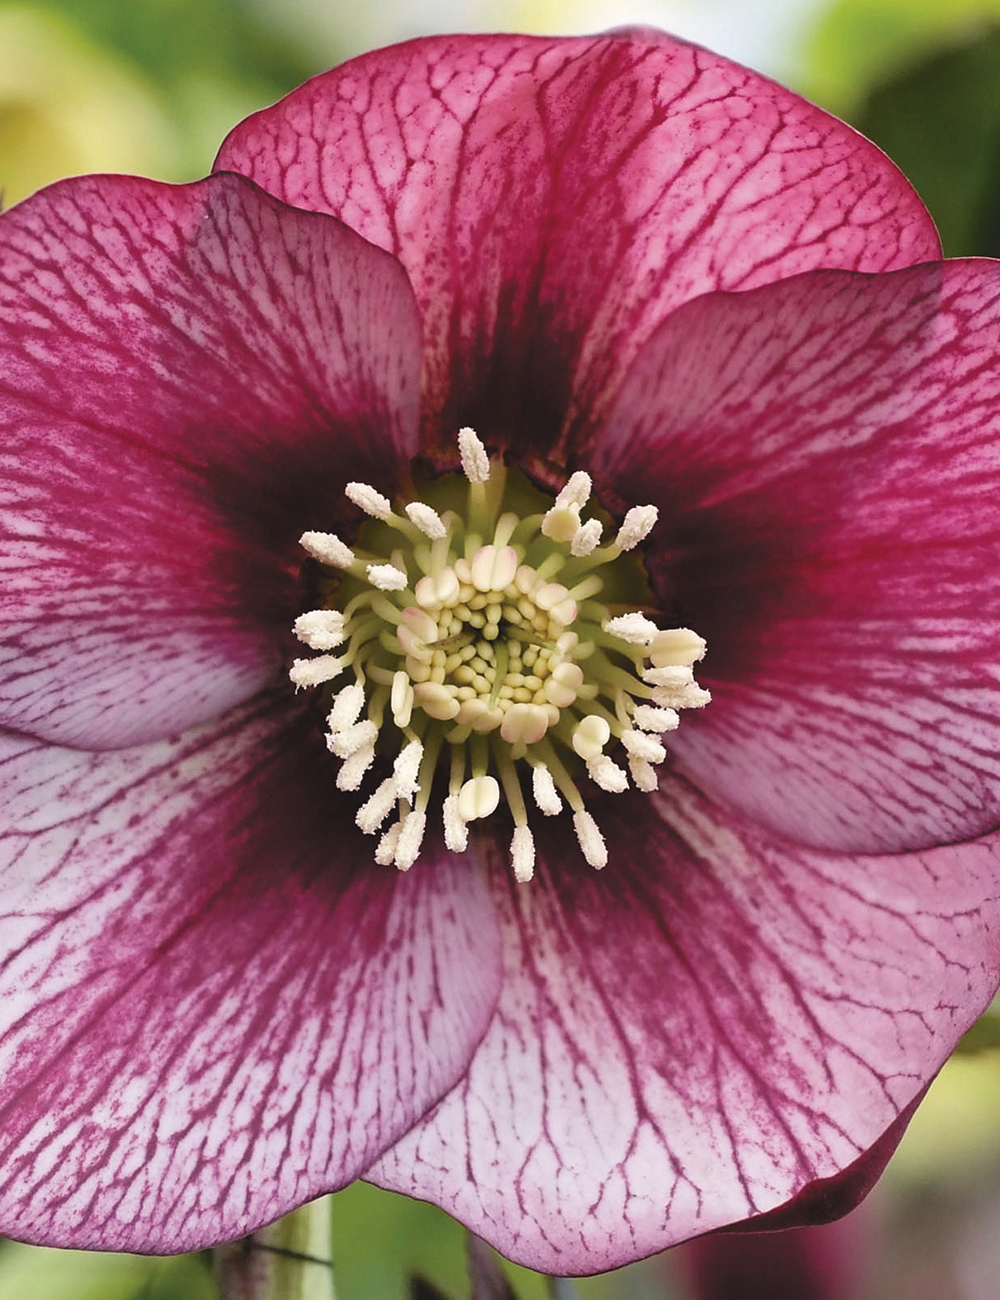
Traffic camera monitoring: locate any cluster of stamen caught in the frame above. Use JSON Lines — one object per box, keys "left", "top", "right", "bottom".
{"left": 289, "top": 429, "right": 709, "bottom": 882}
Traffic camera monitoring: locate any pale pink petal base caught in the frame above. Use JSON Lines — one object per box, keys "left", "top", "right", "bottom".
{"left": 595, "top": 260, "right": 1000, "bottom": 853}
{"left": 0, "top": 693, "right": 500, "bottom": 1253}
{"left": 369, "top": 778, "right": 1000, "bottom": 1275}
{"left": 0, "top": 172, "right": 421, "bottom": 749}
{"left": 216, "top": 31, "right": 938, "bottom": 459}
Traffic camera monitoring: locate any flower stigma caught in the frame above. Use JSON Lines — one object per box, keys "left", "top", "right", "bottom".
{"left": 290, "top": 429, "right": 709, "bottom": 881}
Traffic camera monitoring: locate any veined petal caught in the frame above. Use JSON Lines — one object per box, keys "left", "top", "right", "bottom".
{"left": 595, "top": 260, "right": 1000, "bottom": 853}
{"left": 368, "top": 778, "right": 1000, "bottom": 1273}
{"left": 0, "top": 690, "right": 500, "bottom": 1253}
{"left": 0, "top": 172, "right": 421, "bottom": 750}
{"left": 215, "top": 31, "right": 937, "bottom": 461}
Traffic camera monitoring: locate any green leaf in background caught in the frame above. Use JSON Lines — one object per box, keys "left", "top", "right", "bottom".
{"left": 802, "top": 0, "right": 1000, "bottom": 116}
{"left": 953, "top": 995, "right": 1000, "bottom": 1054}
{"left": 855, "top": 25, "right": 1000, "bottom": 256}
{"left": 0, "top": 1241, "right": 215, "bottom": 1300}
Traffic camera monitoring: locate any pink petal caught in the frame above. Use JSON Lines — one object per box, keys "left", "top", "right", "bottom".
{"left": 593, "top": 259, "right": 1000, "bottom": 853}
{"left": 368, "top": 777, "right": 1000, "bottom": 1274}
{"left": 0, "top": 691, "right": 500, "bottom": 1252}
{"left": 0, "top": 172, "right": 421, "bottom": 749}
{"left": 215, "top": 32, "right": 938, "bottom": 460}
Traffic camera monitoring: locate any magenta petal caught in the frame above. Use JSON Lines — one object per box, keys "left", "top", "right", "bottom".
{"left": 368, "top": 778, "right": 1000, "bottom": 1275}
{"left": 215, "top": 32, "right": 937, "bottom": 457}
{"left": 0, "top": 172, "right": 421, "bottom": 749}
{"left": 0, "top": 692, "right": 500, "bottom": 1252}
{"left": 594, "top": 259, "right": 1000, "bottom": 852}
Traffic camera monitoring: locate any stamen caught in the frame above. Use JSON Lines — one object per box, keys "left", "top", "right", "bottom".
{"left": 337, "top": 743, "right": 376, "bottom": 791}
{"left": 457, "top": 775, "right": 500, "bottom": 822}
{"left": 615, "top": 505, "right": 658, "bottom": 551}
{"left": 631, "top": 704, "right": 680, "bottom": 732}
{"left": 289, "top": 655, "right": 346, "bottom": 689}
{"left": 458, "top": 427, "right": 491, "bottom": 484}
{"left": 571, "top": 518, "right": 602, "bottom": 556}
{"left": 367, "top": 563, "right": 408, "bottom": 591}
{"left": 628, "top": 753, "right": 659, "bottom": 792}
{"left": 394, "top": 810, "right": 427, "bottom": 871}
{"left": 573, "top": 809, "right": 608, "bottom": 869}
{"left": 346, "top": 482, "right": 393, "bottom": 520}
{"left": 375, "top": 820, "right": 402, "bottom": 865}
{"left": 621, "top": 729, "right": 667, "bottom": 762}
{"left": 356, "top": 777, "right": 398, "bottom": 834}
{"left": 393, "top": 740, "right": 424, "bottom": 801}
{"left": 328, "top": 683, "right": 365, "bottom": 731}
{"left": 300, "top": 531, "right": 355, "bottom": 569}
{"left": 531, "top": 764, "right": 562, "bottom": 815}
{"left": 511, "top": 825, "right": 535, "bottom": 883}
{"left": 442, "top": 793, "right": 469, "bottom": 852}
{"left": 328, "top": 719, "right": 378, "bottom": 759}
{"left": 405, "top": 501, "right": 447, "bottom": 539}
{"left": 586, "top": 754, "right": 629, "bottom": 793}
{"left": 293, "top": 609, "right": 346, "bottom": 650}
{"left": 649, "top": 627, "right": 706, "bottom": 666}
{"left": 603, "top": 613, "right": 660, "bottom": 645}
{"left": 555, "top": 471, "right": 592, "bottom": 509}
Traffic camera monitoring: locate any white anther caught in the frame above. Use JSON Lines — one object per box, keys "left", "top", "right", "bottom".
{"left": 572, "top": 714, "right": 612, "bottom": 760}
{"left": 631, "top": 704, "right": 681, "bottom": 732}
{"left": 652, "top": 683, "right": 712, "bottom": 710}
{"left": 443, "top": 794, "right": 469, "bottom": 852}
{"left": 299, "top": 531, "right": 355, "bottom": 569}
{"left": 615, "top": 505, "right": 658, "bottom": 550}
{"left": 603, "top": 612, "right": 660, "bottom": 645}
{"left": 458, "top": 427, "right": 491, "bottom": 483}
{"left": 471, "top": 544, "right": 518, "bottom": 593}
{"left": 642, "top": 664, "right": 694, "bottom": 688}
{"left": 571, "top": 518, "right": 603, "bottom": 556}
{"left": 328, "top": 719, "right": 378, "bottom": 759}
{"left": 500, "top": 702, "right": 550, "bottom": 745}
{"left": 413, "top": 681, "right": 461, "bottom": 721}
{"left": 555, "top": 470, "right": 592, "bottom": 509}
{"left": 574, "top": 809, "right": 608, "bottom": 869}
{"left": 649, "top": 627, "right": 707, "bottom": 667}
{"left": 345, "top": 481, "right": 393, "bottom": 520}
{"left": 415, "top": 567, "right": 461, "bottom": 609}
{"left": 397, "top": 607, "right": 438, "bottom": 660}
{"left": 455, "top": 697, "right": 504, "bottom": 731}
{"left": 628, "top": 753, "right": 659, "bottom": 792}
{"left": 586, "top": 754, "right": 629, "bottom": 793}
{"left": 457, "top": 775, "right": 501, "bottom": 822}
{"left": 356, "top": 778, "right": 398, "bottom": 834}
{"left": 405, "top": 501, "right": 447, "bottom": 539}
{"left": 393, "top": 740, "right": 424, "bottom": 801}
{"left": 621, "top": 729, "right": 667, "bottom": 762}
{"left": 293, "top": 609, "right": 346, "bottom": 650}
{"left": 532, "top": 764, "right": 562, "bottom": 816}
{"left": 367, "top": 562, "right": 408, "bottom": 591}
{"left": 289, "top": 655, "right": 346, "bottom": 689}
{"left": 375, "top": 820, "right": 402, "bottom": 865}
{"left": 535, "top": 583, "right": 570, "bottom": 613}
{"left": 511, "top": 826, "right": 535, "bottom": 883}
{"left": 543, "top": 661, "right": 584, "bottom": 708}
{"left": 328, "top": 683, "right": 365, "bottom": 732}
{"left": 391, "top": 670, "right": 414, "bottom": 728}
{"left": 394, "top": 810, "right": 427, "bottom": 871}
{"left": 541, "top": 503, "right": 581, "bottom": 543}
{"left": 337, "top": 742, "right": 376, "bottom": 791}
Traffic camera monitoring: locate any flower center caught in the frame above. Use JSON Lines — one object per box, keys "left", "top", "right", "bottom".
{"left": 289, "top": 428, "right": 709, "bottom": 881}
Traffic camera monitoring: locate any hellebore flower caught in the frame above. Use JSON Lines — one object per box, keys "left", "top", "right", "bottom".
{"left": 3, "top": 27, "right": 1000, "bottom": 1277}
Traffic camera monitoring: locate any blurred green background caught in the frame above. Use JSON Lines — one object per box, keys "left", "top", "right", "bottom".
{"left": 4, "top": 0, "right": 1000, "bottom": 1296}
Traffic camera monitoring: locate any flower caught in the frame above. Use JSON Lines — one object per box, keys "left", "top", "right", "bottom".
{"left": 2, "top": 27, "right": 1000, "bottom": 1277}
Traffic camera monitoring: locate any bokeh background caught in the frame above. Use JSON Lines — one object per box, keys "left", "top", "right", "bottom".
{"left": 4, "top": 0, "right": 1000, "bottom": 1295}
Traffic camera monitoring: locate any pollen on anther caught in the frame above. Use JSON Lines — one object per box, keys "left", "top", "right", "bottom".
{"left": 571, "top": 518, "right": 602, "bottom": 556}
{"left": 405, "top": 501, "right": 447, "bottom": 539}
{"left": 604, "top": 612, "right": 659, "bottom": 645}
{"left": 511, "top": 825, "right": 535, "bottom": 883}
{"left": 299, "top": 531, "right": 355, "bottom": 569}
{"left": 346, "top": 481, "right": 392, "bottom": 520}
{"left": 615, "top": 505, "right": 658, "bottom": 551}
{"left": 289, "top": 655, "right": 345, "bottom": 689}
{"left": 574, "top": 809, "right": 608, "bottom": 869}
{"left": 293, "top": 609, "right": 346, "bottom": 650}
{"left": 443, "top": 794, "right": 469, "bottom": 852}
{"left": 367, "top": 563, "right": 408, "bottom": 591}
{"left": 458, "top": 426, "right": 491, "bottom": 483}
{"left": 532, "top": 764, "right": 562, "bottom": 816}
